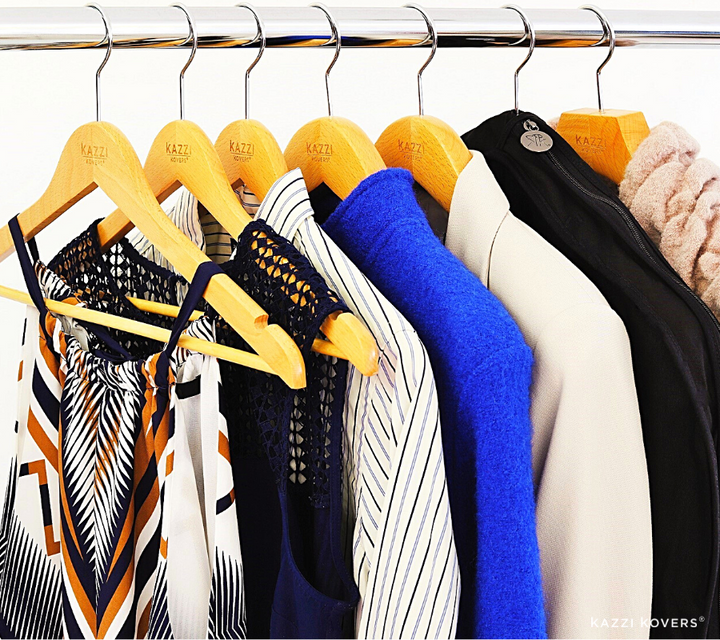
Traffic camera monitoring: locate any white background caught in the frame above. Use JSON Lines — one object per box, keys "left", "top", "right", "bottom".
{"left": 0, "top": 0, "right": 718, "bottom": 492}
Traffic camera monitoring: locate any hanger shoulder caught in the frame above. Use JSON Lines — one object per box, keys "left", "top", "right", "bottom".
{"left": 141, "top": 119, "right": 252, "bottom": 238}
{"left": 216, "top": 119, "right": 288, "bottom": 201}
{"left": 376, "top": 115, "right": 471, "bottom": 212}
{"left": 0, "top": 121, "right": 127, "bottom": 262}
{"left": 285, "top": 116, "right": 385, "bottom": 199}
{"left": 556, "top": 108, "right": 650, "bottom": 184}
{"left": 97, "top": 120, "right": 250, "bottom": 249}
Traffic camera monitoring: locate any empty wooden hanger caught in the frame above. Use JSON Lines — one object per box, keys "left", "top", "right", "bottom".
{"left": 556, "top": 5, "right": 649, "bottom": 184}
{"left": 284, "top": 3, "right": 385, "bottom": 200}
{"left": 0, "top": 4, "right": 305, "bottom": 387}
{"left": 375, "top": 4, "right": 471, "bottom": 213}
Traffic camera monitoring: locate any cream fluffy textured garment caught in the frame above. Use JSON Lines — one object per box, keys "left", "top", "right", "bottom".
{"left": 618, "top": 122, "right": 720, "bottom": 320}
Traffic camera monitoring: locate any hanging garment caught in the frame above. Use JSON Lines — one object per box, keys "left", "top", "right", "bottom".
{"left": 445, "top": 150, "right": 652, "bottom": 638}
{"left": 0, "top": 258, "right": 79, "bottom": 639}
{"left": 202, "top": 217, "right": 359, "bottom": 639}
{"left": 18, "top": 220, "right": 245, "bottom": 639}
{"left": 1, "top": 214, "right": 226, "bottom": 638}
{"left": 253, "top": 169, "right": 460, "bottom": 640}
{"left": 164, "top": 326, "right": 247, "bottom": 640}
{"left": 463, "top": 110, "right": 720, "bottom": 639}
{"left": 617, "top": 122, "right": 720, "bottom": 323}
{"left": 310, "top": 169, "right": 546, "bottom": 640}
{"left": 128, "top": 189, "right": 361, "bottom": 639}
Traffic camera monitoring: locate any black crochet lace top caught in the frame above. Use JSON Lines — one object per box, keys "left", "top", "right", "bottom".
{"left": 213, "top": 220, "right": 348, "bottom": 504}
{"left": 48, "top": 220, "right": 184, "bottom": 356}
{"left": 48, "top": 218, "right": 349, "bottom": 503}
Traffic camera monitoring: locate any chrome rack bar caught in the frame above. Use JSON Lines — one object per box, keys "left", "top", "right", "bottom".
{"left": 1, "top": 7, "right": 720, "bottom": 51}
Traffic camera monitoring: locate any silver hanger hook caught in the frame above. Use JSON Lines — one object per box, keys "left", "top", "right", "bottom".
{"left": 237, "top": 4, "right": 266, "bottom": 120}
{"left": 171, "top": 3, "right": 197, "bottom": 120}
{"left": 311, "top": 3, "right": 340, "bottom": 117}
{"left": 86, "top": 3, "right": 113, "bottom": 122}
{"left": 581, "top": 5, "right": 614, "bottom": 112}
{"left": 404, "top": 4, "right": 437, "bottom": 117}
{"left": 503, "top": 5, "right": 535, "bottom": 115}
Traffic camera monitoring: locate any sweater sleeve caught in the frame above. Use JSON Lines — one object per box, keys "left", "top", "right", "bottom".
{"left": 459, "top": 346, "right": 547, "bottom": 640}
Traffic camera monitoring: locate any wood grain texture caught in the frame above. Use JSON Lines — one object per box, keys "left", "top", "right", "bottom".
{"left": 284, "top": 116, "right": 386, "bottom": 199}
{"left": 0, "top": 120, "right": 306, "bottom": 389}
{"left": 99, "top": 119, "right": 253, "bottom": 246}
{"left": 376, "top": 115, "right": 472, "bottom": 212}
{"left": 556, "top": 109, "right": 650, "bottom": 184}
{"left": 216, "top": 119, "right": 288, "bottom": 200}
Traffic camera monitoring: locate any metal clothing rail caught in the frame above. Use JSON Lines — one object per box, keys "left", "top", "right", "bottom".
{"left": 1, "top": 7, "right": 720, "bottom": 51}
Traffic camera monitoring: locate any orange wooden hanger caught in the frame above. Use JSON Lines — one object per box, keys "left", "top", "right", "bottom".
{"left": 0, "top": 4, "right": 305, "bottom": 387}
{"left": 284, "top": 3, "right": 385, "bottom": 200}
{"left": 376, "top": 4, "right": 471, "bottom": 213}
{"left": 215, "top": 4, "right": 288, "bottom": 201}
{"left": 556, "top": 5, "right": 649, "bottom": 184}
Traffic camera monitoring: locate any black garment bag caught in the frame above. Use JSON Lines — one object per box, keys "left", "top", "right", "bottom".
{"left": 464, "top": 110, "right": 720, "bottom": 640}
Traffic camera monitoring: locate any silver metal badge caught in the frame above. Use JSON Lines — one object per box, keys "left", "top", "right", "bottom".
{"left": 520, "top": 130, "right": 553, "bottom": 152}
{"left": 520, "top": 119, "right": 553, "bottom": 153}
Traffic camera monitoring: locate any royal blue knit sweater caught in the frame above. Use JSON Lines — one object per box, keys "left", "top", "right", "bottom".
{"left": 317, "top": 169, "right": 547, "bottom": 639}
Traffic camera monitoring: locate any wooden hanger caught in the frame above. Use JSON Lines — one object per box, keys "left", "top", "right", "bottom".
{"left": 97, "top": 4, "right": 252, "bottom": 249}
{"left": 103, "top": 4, "right": 379, "bottom": 377}
{"left": 215, "top": 4, "right": 288, "bottom": 200}
{"left": 556, "top": 5, "right": 649, "bottom": 184}
{"left": 284, "top": 4, "right": 385, "bottom": 200}
{"left": 376, "top": 4, "right": 471, "bottom": 212}
{"left": 130, "top": 295, "right": 358, "bottom": 361}
{"left": 0, "top": 4, "right": 306, "bottom": 389}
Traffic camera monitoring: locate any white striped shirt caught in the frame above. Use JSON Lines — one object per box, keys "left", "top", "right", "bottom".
{"left": 128, "top": 186, "right": 261, "bottom": 270}
{"left": 256, "top": 169, "right": 460, "bottom": 640}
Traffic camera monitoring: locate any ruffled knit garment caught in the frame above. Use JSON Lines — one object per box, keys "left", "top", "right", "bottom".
{"left": 617, "top": 122, "right": 720, "bottom": 320}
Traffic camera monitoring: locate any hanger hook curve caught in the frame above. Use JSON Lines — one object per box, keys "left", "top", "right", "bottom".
{"left": 237, "top": 4, "right": 266, "bottom": 120}
{"left": 404, "top": 4, "right": 437, "bottom": 117}
{"left": 171, "top": 3, "right": 198, "bottom": 120}
{"left": 311, "top": 3, "right": 340, "bottom": 117}
{"left": 86, "top": 3, "right": 113, "bottom": 122}
{"left": 581, "top": 5, "right": 614, "bottom": 112}
{"left": 503, "top": 5, "right": 535, "bottom": 115}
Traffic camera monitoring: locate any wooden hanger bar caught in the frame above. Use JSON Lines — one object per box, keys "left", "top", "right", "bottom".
{"left": 128, "top": 294, "right": 347, "bottom": 360}
{"left": 127, "top": 286, "right": 380, "bottom": 375}
{"left": 0, "top": 284, "right": 276, "bottom": 374}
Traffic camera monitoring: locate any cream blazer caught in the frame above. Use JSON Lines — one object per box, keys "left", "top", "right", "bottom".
{"left": 446, "top": 151, "right": 653, "bottom": 640}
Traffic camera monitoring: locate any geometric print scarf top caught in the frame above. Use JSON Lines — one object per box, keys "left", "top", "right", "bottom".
{"left": 0, "top": 214, "right": 225, "bottom": 639}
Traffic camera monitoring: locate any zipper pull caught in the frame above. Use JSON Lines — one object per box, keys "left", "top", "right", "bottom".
{"left": 520, "top": 119, "right": 553, "bottom": 153}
